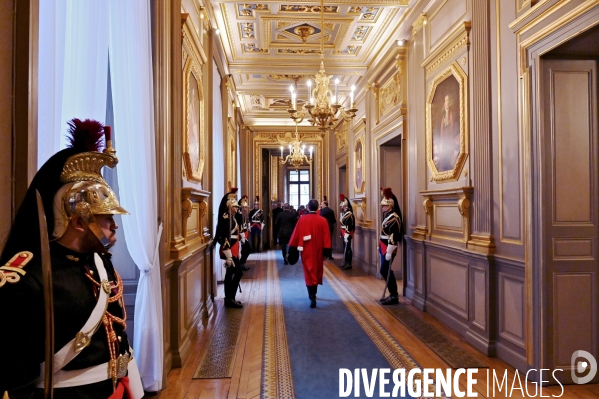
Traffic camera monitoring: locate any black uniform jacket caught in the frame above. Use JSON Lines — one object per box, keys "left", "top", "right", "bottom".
{"left": 379, "top": 211, "right": 402, "bottom": 246}
{"left": 0, "top": 242, "right": 130, "bottom": 398}
{"left": 215, "top": 210, "right": 240, "bottom": 252}
{"left": 319, "top": 206, "right": 337, "bottom": 230}
{"left": 275, "top": 210, "right": 298, "bottom": 241}
{"left": 339, "top": 210, "right": 355, "bottom": 233}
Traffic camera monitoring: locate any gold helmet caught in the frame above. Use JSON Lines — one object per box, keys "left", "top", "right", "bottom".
{"left": 227, "top": 190, "right": 240, "bottom": 208}
{"left": 339, "top": 194, "right": 349, "bottom": 208}
{"left": 52, "top": 124, "right": 128, "bottom": 247}
{"left": 380, "top": 187, "right": 395, "bottom": 207}
{"left": 239, "top": 195, "right": 249, "bottom": 208}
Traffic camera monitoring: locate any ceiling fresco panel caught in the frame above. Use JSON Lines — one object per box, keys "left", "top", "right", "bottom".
{"left": 213, "top": 0, "right": 408, "bottom": 126}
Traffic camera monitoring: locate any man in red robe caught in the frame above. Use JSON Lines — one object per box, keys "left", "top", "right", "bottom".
{"left": 288, "top": 199, "right": 332, "bottom": 308}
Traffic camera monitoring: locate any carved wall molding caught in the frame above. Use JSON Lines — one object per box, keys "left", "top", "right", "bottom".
{"left": 423, "top": 22, "right": 471, "bottom": 78}
{"left": 412, "top": 13, "right": 427, "bottom": 36}
{"left": 179, "top": 188, "right": 211, "bottom": 255}
{"left": 377, "top": 52, "right": 407, "bottom": 121}
{"left": 420, "top": 187, "right": 473, "bottom": 244}
{"left": 423, "top": 198, "right": 433, "bottom": 237}
{"left": 334, "top": 121, "right": 349, "bottom": 152}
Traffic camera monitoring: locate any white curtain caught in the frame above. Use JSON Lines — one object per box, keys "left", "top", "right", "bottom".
{"left": 108, "top": 0, "right": 163, "bottom": 392}
{"left": 38, "top": 0, "right": 163, "bottom": 391}
{"left": 212, "top": 62, "right": 226, "bottom": 281}
{"left": 38, "top": 0, "right": 109, "bottom": 167}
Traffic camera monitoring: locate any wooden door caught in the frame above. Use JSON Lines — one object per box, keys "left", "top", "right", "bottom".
{"left": 541, "top": 59, "right": 599, "bottom": 384}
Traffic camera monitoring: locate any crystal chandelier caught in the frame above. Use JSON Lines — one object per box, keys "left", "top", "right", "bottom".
{"left": 280, "top": 123, "right": 313, "bottom": 170}
{"left": 288, "top": 0, "right": 357, "bottom": 131}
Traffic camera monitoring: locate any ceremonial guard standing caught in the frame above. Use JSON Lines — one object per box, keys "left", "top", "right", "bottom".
{"left": 248, "top": 197, "right": 264, "bottom": 252}
{"left": 214, "top": 189, "right": 244, "bottom": 308}
{"left": 378, "top": 187, "right": 404, "bottom": 305}
{"left": 339, "top": 194, "right": 355, "bottom": 270}
{"left": 287, "top": 199, "right": 332, "bottom": 308}
{"left": 237, "top": 195, "right": 251, "bottom": 271}
{"left": 0, "top": 119, "right": 144, "bottom": 398}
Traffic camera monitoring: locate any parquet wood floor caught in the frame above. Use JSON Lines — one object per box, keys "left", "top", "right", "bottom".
{"left": 156, "top": 251, "right": 599, "bottom": 399}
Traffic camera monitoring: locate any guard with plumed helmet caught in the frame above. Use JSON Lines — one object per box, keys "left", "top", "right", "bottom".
{"left": 0, "top": 119, "right": 144, "bottom": 398}
{"left": 214, "top": 188, "right": 244, "bottom": 308}
{"left": 378, "top": 187, "right": 405, "bottom": 305}
{"left": 237, "top": 194, "right": 251, "bottom": 271}
{"left": 338, "top": 194, "right": 355, "bottom": 270}
{"left": 249, "top": 196, "right": 264, "bottom": 252}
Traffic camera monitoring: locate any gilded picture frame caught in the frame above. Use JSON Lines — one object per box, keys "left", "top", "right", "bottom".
{"left": 182, "top": 31, "right": 205, "bottom": 183}
{"left": 354, "top": 134, "right": 366, "bottom": 194}
{"left": 426, "top": 62, "right": 468, "bottom": 182}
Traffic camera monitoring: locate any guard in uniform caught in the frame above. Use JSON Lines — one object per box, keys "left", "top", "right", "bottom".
{"left": 378, "top": 187, "right": 405, "bottom": 305}
{"left": 248, "top": 197, "right": 264, "bottom": 253}
{"left": 339, "top": 194, "right": 355, "bottom": 270}
{"left": 237, "top": 195, "right": 251, "bottom": 271}
{"left": 0, "top": 119, "right": 144, "bottom": 398}
{"left": 214, "top": 189, "right": 244, "bottom": 308}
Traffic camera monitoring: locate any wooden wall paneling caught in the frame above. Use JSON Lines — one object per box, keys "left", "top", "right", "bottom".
{"left": 154, "top": 0, "right": 176, "bottom": 379}
{"left": 515, "top": 1, "right": 599, "bottom": 382}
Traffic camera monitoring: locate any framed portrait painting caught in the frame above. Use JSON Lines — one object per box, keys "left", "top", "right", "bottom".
{"left": 354, "top": 135, "right": 366, "bottom": 194}
{"left": 426, "top": 62, "right": 468, "bottom": 182}
{"left": 183, "top": 56, "right": 205, "bottom": 182}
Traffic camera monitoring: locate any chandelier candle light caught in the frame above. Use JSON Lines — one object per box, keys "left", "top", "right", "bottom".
{"left": 288, "top": 0, "right": 357, "bottom": 131}
{"left": 280, "top": 123, "right": 313, "bottom": 170}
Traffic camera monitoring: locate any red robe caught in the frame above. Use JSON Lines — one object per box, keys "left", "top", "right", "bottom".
{"left": 288, "top": 212, "right": 332, "bottom": 286}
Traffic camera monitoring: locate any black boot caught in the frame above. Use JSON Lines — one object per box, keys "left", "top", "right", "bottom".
{"left": 224, "top": 297, "right": 243, "bottom": 308}
{"left": 307, "top": 286, "right": 317, "bottom": 308}
{"left": 380, "top": 295, "right": 399, "bottom": 305}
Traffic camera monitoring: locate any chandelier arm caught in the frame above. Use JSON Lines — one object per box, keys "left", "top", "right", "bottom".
{"left": 287, "top": 0, "right": 356, "bottom": 129}
{"left": 320, "top": 0, "right": 324, "bottom": 55}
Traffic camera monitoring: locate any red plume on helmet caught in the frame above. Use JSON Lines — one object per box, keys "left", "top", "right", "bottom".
{"left": 66, "top": 118, "right": 105, "bottom": 152}
{"left": 230, "top": 187, "right": 238, "bottom": 193}
{"left": 339, "top": 193, "right": 353, "bottom": 212}
{"left": 382, "top": 187, "right": 393, "bottom": 199}
{"left": 380, "top": 187, "right": 404, "bottom": 235}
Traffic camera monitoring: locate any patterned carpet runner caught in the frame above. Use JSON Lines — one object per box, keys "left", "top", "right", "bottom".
{"left": 193, "top": 306, "right": 246, "bottom": 379}
{"left": 382, "top": 303, "right": 487, "bottom": 369}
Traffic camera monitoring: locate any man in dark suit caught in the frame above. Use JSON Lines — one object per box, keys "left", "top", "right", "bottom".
{"left": 319, "top": 200, "right": 336, "bottom": 260}
{"left": 272, "top": 202, "right": 283, "bottom": 245}
{"left": 275, "top": 203, "right": 297, "bottom": 264}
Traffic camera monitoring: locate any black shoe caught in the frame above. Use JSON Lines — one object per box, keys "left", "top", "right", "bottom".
{"left": 340, "top": 264, "right": 352, "bottom": 270}
{"left": 381, "top": 296, "right": 399, "bottom": 305}
{"left": 310, "top": 299, "right": 316, "bottom": 308}
{"left": 224, "top": 298, "right": 243, "bottom": 308}
{"left": 379, "top": 295, "right": 390, "bottom": 303}
{"left": 328, "top": 257, "right": 335, "bottom": 260}
{"left": 241, "top": 265, "right": 250, "bottom": 271}
{"left": 284, "top": 260, "right": 289, "bottom": 265}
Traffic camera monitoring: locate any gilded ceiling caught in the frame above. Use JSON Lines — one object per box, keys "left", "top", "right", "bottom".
{"left": 210, "top": 0, "right": 410, "bottom": 126}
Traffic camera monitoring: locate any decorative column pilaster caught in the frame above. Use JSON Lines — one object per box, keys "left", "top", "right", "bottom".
{"left": 170, "top": 3, "right": 186, "bottom": 255}
{"left": 470, "top": 0, "right": 495, "bottom": 253}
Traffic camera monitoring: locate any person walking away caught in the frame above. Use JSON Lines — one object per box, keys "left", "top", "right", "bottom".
{"left": 272, "top": 202, "right": 283, "bottom": 245}
{"left": 287, "top": 199, "right": 332, "bottom": 308}
{"left": 275, "top": 203, "right": 297, "bottom": 264}
{"left": 319, "top": 200, "right": 336, "bottom": 260}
